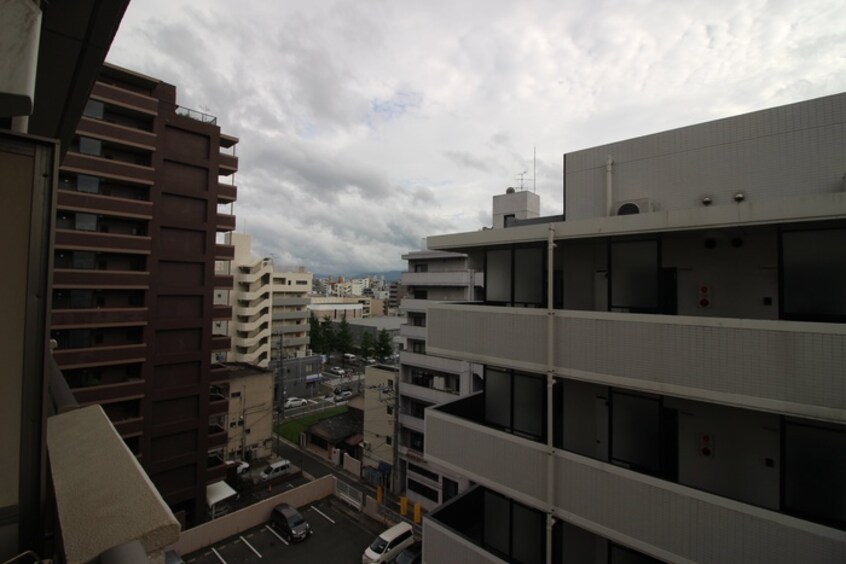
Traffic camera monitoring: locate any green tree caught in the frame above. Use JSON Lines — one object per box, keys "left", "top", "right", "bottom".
{"left": 320, "top": 318, "right": 335, "bottom": 355}
{"left": 336, "top": 314, "right": 353, "bottom": 360}
{"left": 375, "top": 328, "right": 394, "bottom": 360}
{"left": 359, "top": 331, "right": 375, "bottom": 359}
{"left": 309, "top": 312, "right": 324, "bottom": 354}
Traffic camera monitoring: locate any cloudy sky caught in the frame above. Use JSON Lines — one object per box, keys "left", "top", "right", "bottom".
{"left": 107, "top": 0, "right": 846, "bottom": 275}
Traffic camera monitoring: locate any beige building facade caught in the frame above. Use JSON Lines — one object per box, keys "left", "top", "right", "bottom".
{"left": 223, "top": 364, "right": 274, "bottom": 461}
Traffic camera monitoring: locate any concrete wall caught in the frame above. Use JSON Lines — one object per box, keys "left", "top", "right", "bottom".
{"left": 565, "top": 93, "right": 846, "bottom": 221}
{"left": 169, "top": 475, "right": 335, "bottom": 556}
{"left": 226, "top": 369, "right": 274, "bottom": 460}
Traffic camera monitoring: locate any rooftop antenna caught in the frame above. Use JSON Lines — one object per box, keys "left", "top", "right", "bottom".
{"left": 533, "top": 146, "right": 537, "bottom": 193}
{"left": 516, "top": 171, "right": 528, "bottom": 190}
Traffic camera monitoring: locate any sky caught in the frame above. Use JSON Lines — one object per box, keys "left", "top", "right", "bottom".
{"left": 107, "top": 0, "right": 846, "bottom": 275}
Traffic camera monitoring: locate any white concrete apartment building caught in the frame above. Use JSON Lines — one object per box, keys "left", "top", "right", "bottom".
{"left": 271, "top": 267, "right": 312, "bottom": 360}
{"left": 421, "top": 94, "right": 846, "bottom": 563}
{"left": 216, "top": 233, "right": 273, "bottom": 367}
{"left": 397, "top": 250, "right": 483, "bottom": 510}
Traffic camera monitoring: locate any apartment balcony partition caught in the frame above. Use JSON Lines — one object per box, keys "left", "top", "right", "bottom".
{"left": 53, "top": 343, "right": 147, "bottom": 369}
{"left": 401, "top": 271, "right": 483, "bottom": 287}
{"left": 57, "top": 190, "right": 153, "bottom": 219}
{"left": 47, "top": 406, "right": 179, "bottom": 562}
{"left": 52, "top": 307, "right": 148, "bottom": 327}
{"left": 218, "top": 182, "right": 237, "bottom": 203}
{"left": 62, "top": 152, "right": 155, "bottom": 185}
{"left": 400, "top": 350, "right": 469, "bottom": 376}
{"left": 53, "top": 269, "right": 150, "bottom": 289}
{"left": 214, "top": 244, "right": 235, "bottom": 260}
{"left": 76, "top": 116, "right": 157, "bottom": 150}
{"left": 426, "top": 394, "right": 846, "bottom": 563}
{"left": 91, "top": 81, "right": 159, "bottom": 115}
{"left": 272, "top": 296, "right": 310, "bottom": 307}
{"left": 55, "top": 229, "right": 152, "bottom": 254}
{"left": 426, "top": 304, "right": 846, "bottom": 423}
{"left": 216, "top": 212, "right": 236, "bottom": 232}
{"left": 399, "top": 324, "right": 426, "bottom": 340}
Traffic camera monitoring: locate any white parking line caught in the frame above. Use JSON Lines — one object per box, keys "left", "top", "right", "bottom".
{"left": 240, "top": 535, "right": 262, "bottom": 558}
{"left": 211, "top": 547, "right": 226, "bottom": 563}
{"left": 265, "top": 524, "right": 289, "bottom": 546}
{"left": 311, "top": 506, "right": 335, "bottom": 524}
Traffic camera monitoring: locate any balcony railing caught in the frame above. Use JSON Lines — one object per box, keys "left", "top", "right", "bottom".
{"left": 426, "top": 303, "right": 846, "bottom": 422}
{"left": 47, "top": 405, "right": 179, "bottom": 562}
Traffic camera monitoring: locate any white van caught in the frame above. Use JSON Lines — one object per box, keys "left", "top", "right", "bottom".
{"left": 259, "top": 459, "right": 291, "bottom": 482}
{"left": 343, "top": 353, "right": 358, "bottom": 363}
{"left": 362, "top": 521, "right": 415, "bottom": 563}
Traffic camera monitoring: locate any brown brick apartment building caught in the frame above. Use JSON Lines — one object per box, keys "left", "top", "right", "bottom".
{"left": 49, "top": 63, "right": 238, "bottom": 527}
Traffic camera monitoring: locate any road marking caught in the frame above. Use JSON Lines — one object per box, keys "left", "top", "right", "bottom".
{"left": 265, "top": 524, "right": 289, "bottom": 545}
{"left": 211, "top": 547, "right": 226, "bottom": 563}
{"left": 311, "top": 506, "right": 335, "bottom": 524}
{"left": 240, "top": 535, "right": 262, "bottom": 558}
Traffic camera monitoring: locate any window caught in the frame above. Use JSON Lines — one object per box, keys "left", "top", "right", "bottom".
{"left": 77, "top": 174, "right": 100, "bottom": 194}
{"left": 79, "top": 136, "right": 102, "bottom": 156}
{"left": 783, "top": 420, "right": 846, "bottom": 528}
{"left": 609, "top": 238, "right": 659, "bottom": 312}
{"left": 75, "top": 213, "right": 98, "bottom": 232}
{"left": 72, "top": 252, "right": 96, "bottom": 270}
{"left": 83, "top": 100, "right": 104, "bottom": 119}
{"left": 610, "top": 391, "right": 662, "bottom": 475}
{"left": 408, "top": 463, "right": 439, "bottom": 482}
{"left": 407, "top": 478, "right": 439, "bottom": 502}
{"left": 484, "top": 367, "right": 546, "bottom": 441}
{"left": 386, "top": 406, "right": 393, "bottom": 415}
{"left": 780, "top": 227, "right": 846, "bottom": 321}
{"left": 485, "top": 246, "right": 545, "bottom": 306}
{"left": 386, "top": 436, "right": 392, "bottom": 445}
{"left": 296, "top": 279, "right": 308, "bottom": 285}
{"left": 413, "top": 264, "right": 428, "bottom": 273}
{"left": 231, "top": 391, "right": 241, "bottom": 399}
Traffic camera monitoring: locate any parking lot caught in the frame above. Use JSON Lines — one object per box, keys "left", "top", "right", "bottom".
{"left": 185, "top": 498, "right": 382, "bottom": 564}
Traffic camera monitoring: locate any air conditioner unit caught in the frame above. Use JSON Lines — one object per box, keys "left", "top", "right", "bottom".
{"left": 360, "top": 440, "right": 370, "bottom": 450}
{"left": 612, "top": 198, "right": 654, "bottom": 216}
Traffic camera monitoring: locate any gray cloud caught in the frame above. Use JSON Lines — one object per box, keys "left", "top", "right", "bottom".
{"left": 108, "top": 0, "right": 846, "bottom": 274}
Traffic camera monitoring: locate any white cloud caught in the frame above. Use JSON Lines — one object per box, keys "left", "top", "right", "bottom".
{"left": 108, "top": 0, "right": 846, "bottom": 273}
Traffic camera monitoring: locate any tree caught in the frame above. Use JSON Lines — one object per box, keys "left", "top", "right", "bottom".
{"left": 320, "top": 318, "right": 335, "bottom": 355}
{"left": 375, "top": 328, "right": 394, "bottom": 360}
{"left": 309, "top": 312, "right": 324, "bottom": 354}
{"left": 360, "top": 331, "right": 375, "bottom": 359}
{"left": 336, "top": 314, "right": 353, "bottom": 360}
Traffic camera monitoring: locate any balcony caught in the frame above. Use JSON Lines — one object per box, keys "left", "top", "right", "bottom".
{"left": 210, "top": 363, "right": 230, "bottom": 382}
{"left": 218, "top": 182, "right": 237, "bottom": 203}
{"left": 219, "top": 153, "right": 238, "bottom": 175}
{"left": 76, "top": 116, "right": 157, "bottom": 150}
{"left": 399, "top": 377, "right": 459, "bottom": 405}
{"left": 53, "top": 343, "right": 147, "bottom": 369}
{"left": 401, "top": 271, "right": 483, "bottom": 287}
{"left": 399, "top": 412, "right": 425, "bottom": 433}
{"left": 62, "top": 151, "right": 155, "bottom": 185}
{"left": 211, "top": 335, "right": 231, "bottom": 351}
{"left": 400, "top": 351, "right": 469, "bottom": 376}
{"left": 91, "top": 81, "right": 159, "bottom": 115}
{"left": 427, "top": 304, "right": 846, "bottom": 422}
{"left": 213, "top": 304, "right": 233, "bottom": 319}
{"left": 72, "top": 378, "right": 145, "bottom": 405}
{"left": 52, "top": 307, "right": 148, "bottom": 327}
{"left": 53, "top": 268, "right": 150, "bottom": 289}
{"left": 216, "top": 212, "right": 236, "bottom": 232}
{"left": 57, "top": 189, "right": 153, "bottom": 219}
{"left": 112, "top": 416, "right": 144, "bottom": 437}
{"left": 399, "top": 324, "right": 426, "bottom": 340}
{"left": 272, "top": 296, "right": 310, "bottom": 307}
{"left": 215, "top": 243, "right": 235, "bottom": 260}
{"left": 281, "top": 336, "right": 309, "bottom": 348}
{"left": 425, "top": 394, "right": 846, "bottom": 563}
{"left": 214, "top": 273, "right": 234, "bottom": 288}
{"left": 47, "top": 406, "right": 179, "bottom": 562}
{"left": 208, "top": 424, "right": 228, "bottom": 449}
{"left": 272, "top": 310, "right": 307, "bottom": 321}
{"left": 209, "top": 395, "right": 228, "bottom": 416}
{"left": 55, "top": 229, "right": 152, "bottom": 254}
{"left": 206, "top": 453, "right": 228, "bottom": 483}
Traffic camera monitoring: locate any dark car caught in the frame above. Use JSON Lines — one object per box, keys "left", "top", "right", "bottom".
{"left": 271, "top": 503, "right": 311, "bottom": 542}
{"left": 393, "top": 541, "right": 422, "bottom": 564}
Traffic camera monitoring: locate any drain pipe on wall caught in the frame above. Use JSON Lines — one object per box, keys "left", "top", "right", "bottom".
{"left": 606, "top": 155, "right": 614, "bottom": 216}
{"left": 545, "top": 223, "right": 556, "bottom": 564}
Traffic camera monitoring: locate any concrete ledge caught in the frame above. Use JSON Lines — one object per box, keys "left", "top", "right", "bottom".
{"left": 47, "top": 405, "right": 180, "bottom": 563}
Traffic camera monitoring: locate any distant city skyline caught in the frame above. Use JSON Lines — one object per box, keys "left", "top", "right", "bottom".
{"left": 108, "top": 0, "right": 846, "bottom": 273}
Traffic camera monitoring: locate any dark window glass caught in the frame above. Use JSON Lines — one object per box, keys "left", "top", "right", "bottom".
{"left": 482, "top": 489, "right": 510, "bottom": 557}
{"left": 513, "top": 247, "right": 543, "bottom": 305}
{"left": 407, "top": 478, "right": 438, "bottom": 502}
{"left": 72, "top": 252, "right": 96, "bottom": 269}
{"left": 77, "top": 174, "right": 100, "bottom": 193}
{"left": 79, "top": 137, "right": 102, "bottom": 156}
{"left": 75, "top": 213, "right": 98, "bottom": 232}
{"left": 610, "top": 239, "right": 659, "bottom": 311}
{"left": 484, "top": 368, "right": 511, "bottom": 429}
{"left": 611, "top": 391, "right": 661, "bottom": 475}
{"left": 781, "top": 228, "right": 846, "bottom": 320}
{"left": 513, "top": 372, "right": 544, "bottom": 439}
{"left": 486, "top": 248, "right": 512, "bottom": 302}
{"left": 512, "top": 502, "right": 545, "bottom": 564}
{"left": 83, "top": 100, "right": 104, "bottom": 119}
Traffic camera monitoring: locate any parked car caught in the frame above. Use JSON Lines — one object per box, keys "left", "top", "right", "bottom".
{"left": 259, "top": 459, "right": 291, "bottom": 481}
{"left": 362, "top": 521, "right": 415, "bottom": 563}
{"left": 330, "top": 366, "right": 346, "bottom": 376}
{"left": 365, "top": 358, "right": 377, "bottom": 365}
{"left": 284, "top": 397, "right": 308, "bottom": 408}
{"left": 393, "top": 541, "right": 422, "bottom": 564}
{"left": 271, "top": 503, "right": 311, "bottom": 542}
{"left": 334, "top": 389, "right": 353, "bottom": 402}
{"left": 334, "top": 385, "right": 352, "bottom": 395}
{"left": 227, "top": 459, "right": 250, "bottom": 476}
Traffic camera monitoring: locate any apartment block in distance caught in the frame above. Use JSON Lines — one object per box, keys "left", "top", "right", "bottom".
{"left": 421, "top": 94, "right": 846, "bottom": 563}
{"left": 49, "top": 63, "right": 239, "bottom": 527}
{"left": 397, "top": 250, "right": 483, "bottom": 509}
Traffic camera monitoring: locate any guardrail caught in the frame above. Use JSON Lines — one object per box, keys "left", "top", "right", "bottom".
{"left": 335, "top": 479, "right": 363, "bottom": 510}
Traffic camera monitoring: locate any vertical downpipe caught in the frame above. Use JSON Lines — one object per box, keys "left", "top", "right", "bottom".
{"left": 545, "top": 224, "right": 556, "bottom": 564}
{"left": 606, "top": 155, "right": 614, "bottom": 216}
